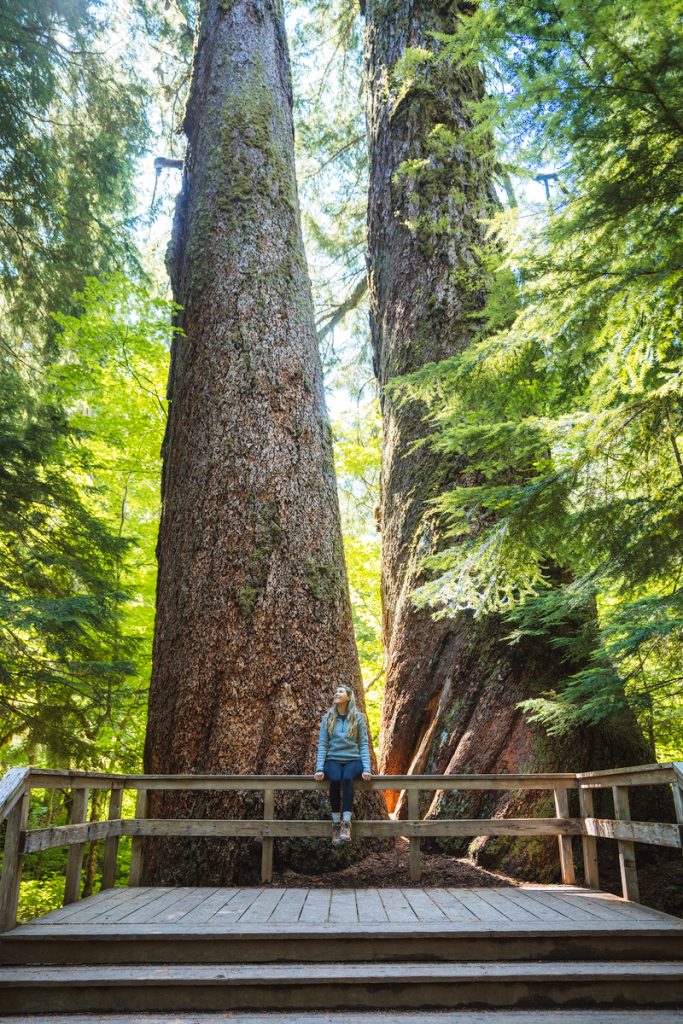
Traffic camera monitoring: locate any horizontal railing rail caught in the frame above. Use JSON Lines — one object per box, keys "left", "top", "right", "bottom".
{"left": 1, "top": 762, "right": 681, "bottom": 933}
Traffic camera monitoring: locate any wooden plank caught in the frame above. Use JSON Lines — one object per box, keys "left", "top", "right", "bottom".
{"left": 63, "top": 788, "right": 89, "bottom": 906}
{"left": 512, "top": 888, "right": 601, "bottom": 923}
{"left": 211, "top": 888, "right": 264, "bottom": 922}
{"left": 426, "top": 888, "right": 479, "bottom": 923}
{"left": 28, "top": 769, "right": 580, "bottom": 792}
{"left": 118, "top": 816, "right": 583, "bottom": 839}
{"left": 148, "top": 888, "right": 221, "bottom": 924}
{"left": 400, "top": 888, "right": 448, "bottom": 922}
{"left": 123, "top": 887, "right": 199, "bottom": 924}
{"left": 328, "top": 889, "right": 358, "bottom": 925}
{"left": 23, "top": 820, "right": 122, "bottom": 854}
{"left": 178, "top": 889, "right": 241, "bottom": 925}
{"left": 0, "top": 767, "right": 31, "bottom": 822}
{"left": 39, "top": 886, "right": 148, "bottom": 924}
{"left": 261, "top": 787, "right": 274, "bottom": 884}
{"left": 554, "top": 787, "right": 576, "bottom": 884}
{"left": 613, "top": 785, "right": 640, "bottom": 902}
{"left": 354, "top": 887, "right": 387, "bottom": 924}
{"left": 0, "top": 790, "right": 29, "bottom": 931}
{"left": 548, "top": 890, "right": 635, "bottom": 923}
{"left": 128, "top": 789, "right": 147, "bottom": 886}
{"left": 298, "top": 888, "right": 332, "bottom": 924}
{"left": 581, "top": 816, "right": 679, "bottom": 849}
{"left": 407, "top": 790, "right": 421, "bottom": 882}
{"left": 269, "top": 888, "right": 308, "bottom": 924}
{"left": 471, "top": 887, "right": 541, "bottom": 923}
{"left": 10, "top": 1013, "right": 683, "bottom": 1024}
{"left": 101, "top": 785, "right": 124, "bottom": 890}
{"left": 576, "top": 763, "right": 674, "bottom": 786}
{"left": 239, "top": 888, "right": 286, "bottom": 923}
{"left": 579, "top": 786, "right": 600, "bottom": 889}
{"left": 673, "top": 767, "right": 683, "bottom": 857}
{"left": 498, "top": 888, "right": 571, "bottom": 922}
{"left": 93, "top": 888, "right": 176, "bottom": 924}
{"left": 378, "top": 888, "right": 417, "bottom": 923}
{"left": 450, "top": 888, "right": 511, "bottom": 923}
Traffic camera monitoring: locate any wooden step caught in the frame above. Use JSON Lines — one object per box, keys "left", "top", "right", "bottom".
{"left": 2, "top": 923, "right": 682, "bottom": 965}
{"left": 1, "top": 960, "right": 682, "bottom": 1013}
{"left": 6, "top": 1012, "right": 683, "bottom": 1024}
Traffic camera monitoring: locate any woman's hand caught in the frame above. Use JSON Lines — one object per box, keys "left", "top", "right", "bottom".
{"left": 314, "top": 771, "right": 324, "bottom": 781}
{"left": 362, "top": 771, "right": 371, "bottom": 781}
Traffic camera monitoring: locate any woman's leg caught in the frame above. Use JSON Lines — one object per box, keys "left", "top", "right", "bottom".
{"left": 324, "top": 759, "right": 343, "bottom": 817}
{"left": 340, "top": 759, "right": 364, "bottom": 818}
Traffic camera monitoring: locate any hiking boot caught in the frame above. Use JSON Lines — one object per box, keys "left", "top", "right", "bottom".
{"left": 339, "top": 821, "right": 352, "bottom": 843}
{"left": 331, "top": 823, "right": 342, "bottom": 846}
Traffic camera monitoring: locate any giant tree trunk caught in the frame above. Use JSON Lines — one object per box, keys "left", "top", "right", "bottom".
{"left": 364, "top": 0, "right": 654, "bottom": 879}
{"left": 143, "top": 0, "right": 384, "bottom": 886}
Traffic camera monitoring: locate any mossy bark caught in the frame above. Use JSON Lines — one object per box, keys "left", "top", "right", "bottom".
{"left": 364, "top": 0, "right": 655, "bottom": 878}
{"left": 143, "top": 0, "right": 384, "bottom": 886}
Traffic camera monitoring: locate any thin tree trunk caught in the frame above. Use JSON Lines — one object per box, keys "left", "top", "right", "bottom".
{"left": 364, "top": 0, "right": 654, "bottom": 878}
{"left": 82, "top": 790, "right": 102, "bottom": 898}
{"left": 143, "top": 0, "right": 384, "bottom": 886}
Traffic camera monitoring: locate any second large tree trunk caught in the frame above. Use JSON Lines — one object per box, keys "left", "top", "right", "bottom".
{"left": 364, "top": 0, "right": 653, "bottom": 879}
{"left": 143, "top": 0, "right": 384, "bottom": 886}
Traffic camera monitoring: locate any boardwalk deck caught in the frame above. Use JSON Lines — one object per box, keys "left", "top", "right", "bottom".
{"left": 6, "top": 883, "right": 681, "bottom": 934}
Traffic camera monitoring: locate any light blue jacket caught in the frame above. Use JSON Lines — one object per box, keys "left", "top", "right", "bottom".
{"left": 316, "top": 711, "right": 371, "bottom": 773}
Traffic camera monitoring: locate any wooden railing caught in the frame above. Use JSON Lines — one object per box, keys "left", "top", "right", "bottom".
{"left": 1, "top": 762, "right": 681, "bottom": 932}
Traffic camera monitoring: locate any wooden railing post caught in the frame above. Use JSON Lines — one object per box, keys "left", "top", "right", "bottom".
{"left": 261, "top": 787, "right": 274, "bottom": 884}
{"left": 672, "top": 763, "right": 683, "bottom": 858}
{"left": 612, "top": 784, "right": 639, "bottom": 902}
{"left": 129, "top": 788, "right": 147, "bottom": 886}
{"left": 0, "top": 789, "right": 29, "bottom": 932}
{"left": 101, "top": 783, "right": 124, "bottom": 891}
{"left": 578, "top": 784, "right": 600, "bottom": 890}
{"left": 553, "top": 787, "right": 576, "bottom": 885}
{"left": 63, "top": 787, "right": 89, "bottom": 905}
{"left": 408, "top": 789, "right": 421, "bottom": 882}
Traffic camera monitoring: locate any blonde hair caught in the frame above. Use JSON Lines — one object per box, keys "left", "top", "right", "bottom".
{"left": 326, "top": 685, "right": 362, "bottom": 741}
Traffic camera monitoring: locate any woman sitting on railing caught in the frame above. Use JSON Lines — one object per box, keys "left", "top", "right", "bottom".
{"left": 314, "top": 684, "right": 371, "bottom": 846}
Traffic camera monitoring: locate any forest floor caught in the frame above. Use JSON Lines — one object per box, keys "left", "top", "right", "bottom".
{"left": 273, "top": 839, "right": 514, "bottom": 890}
{"left": 271, "top": 838, "right": 683, "bottom": 919}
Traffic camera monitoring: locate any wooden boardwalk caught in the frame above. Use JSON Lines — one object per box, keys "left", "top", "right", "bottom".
{"left": 9, "top": 883, "right": 683, "bottom": 933}
{"left": 2, "top": 885, "right": 683, "bottom": 1014}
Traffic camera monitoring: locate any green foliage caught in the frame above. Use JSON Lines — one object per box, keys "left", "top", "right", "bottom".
{"left": 289, "top": 0, "right": 368, "bottom": 366}
{"left": 18, "top": 876, "right": 65, "bottom": 923}
{"left": 0, "top": 0, "right": 149, "bottom": 332}
{"left": 392, "top": 0, "right": 683, "bottom": 755}
{"left": 333, "top": 399, "right": 384, "bottom": 742}
{"left": 1, "top": 275, "right": 175, "bottom": 769}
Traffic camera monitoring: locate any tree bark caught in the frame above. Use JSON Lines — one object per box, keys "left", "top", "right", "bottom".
{"left": 364, "top": 0, "right": 654, "bottom": 879}
{"left": 143, "top": 0, "right": 383, "bottom": 886}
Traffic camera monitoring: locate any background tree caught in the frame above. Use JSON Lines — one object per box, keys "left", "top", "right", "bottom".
{"left": 142, "top": 0, "right": 384, "bottom": 886}
{"left": 397, "top": 0, "right": 683, "bottom": 761}
{"left": 364, "top": 0, "right": 656, "bottom": 876}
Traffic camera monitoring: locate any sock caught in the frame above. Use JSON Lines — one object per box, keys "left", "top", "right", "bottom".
{"left": 342, "top": 811, "right": 351, "bottom": 823}
{"left": 332, "top": 812, "right": 341, "bottom": 823}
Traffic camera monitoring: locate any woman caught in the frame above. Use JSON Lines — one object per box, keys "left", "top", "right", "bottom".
{"left": 314, "top": 684, "right": 371, "bottom": 845}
